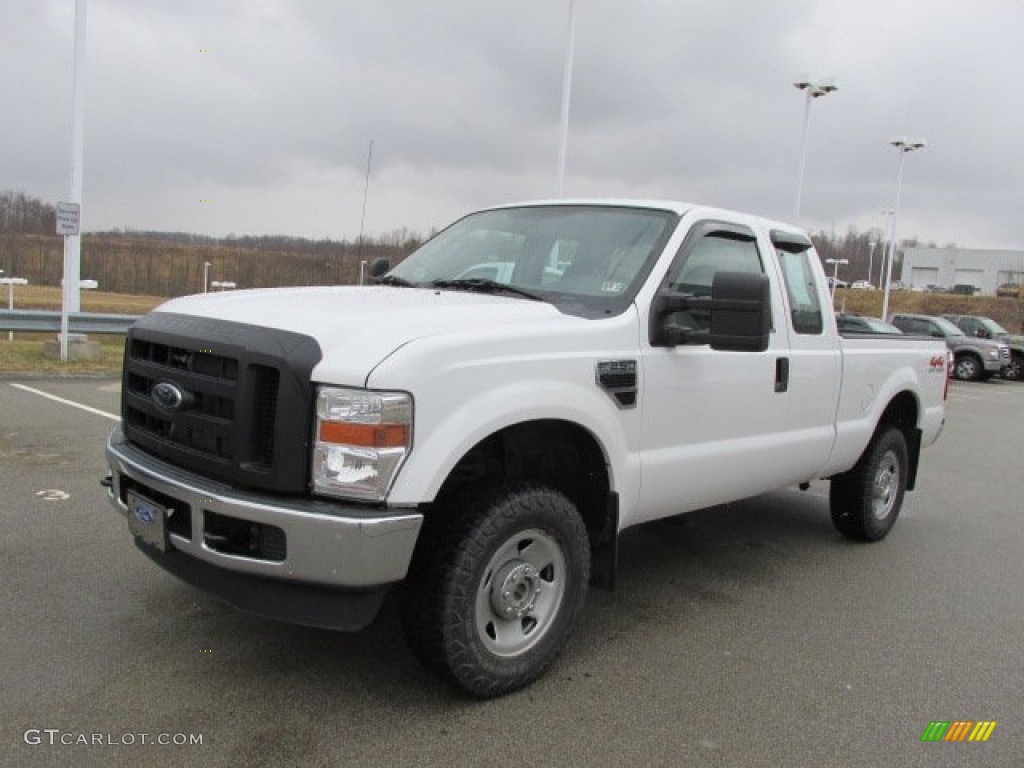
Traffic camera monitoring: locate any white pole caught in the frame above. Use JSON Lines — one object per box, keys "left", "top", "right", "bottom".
{"left": 881, "top": 152, "right": 907, "bottom": 321}
{"left": 556, "top": 0, "right": 577, "bottom": 197}
{"left": 7, "top": 282, "right": 13, "bottom": 342}
{"left": 793, "top": 89, "right": 813, "bottom": 221}
{"left": 357, "top": 140, "right": 374, "bottom": 261}
{"left": 60, "top": 0, "right": 88, "bottom": 362}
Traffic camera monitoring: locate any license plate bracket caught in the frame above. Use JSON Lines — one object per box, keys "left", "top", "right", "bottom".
{"left": 126, "top": 490, "right": 170, "bottom": 552}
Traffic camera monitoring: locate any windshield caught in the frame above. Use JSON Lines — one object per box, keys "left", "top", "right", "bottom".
{"left": 389, "top": 205, "right": 679, "bottom": 317}
{"left": 931, "top": 317, "right": 965, "bottom": 336}
{"left": 978, "top": 317, "right": 1009, "bottom": 335}
{"left": 861, "top": 318, "right": 902, "bottom": 334}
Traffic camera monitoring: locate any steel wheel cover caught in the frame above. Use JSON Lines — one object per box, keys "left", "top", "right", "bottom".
{"left": 871, "top": 449, "right": 901, "bottom": 520}
{"left": 474, "top": 528, "right": 566, "bottom": 657}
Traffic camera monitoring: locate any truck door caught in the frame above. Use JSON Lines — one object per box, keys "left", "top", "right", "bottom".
{"left": 636, "top": 221, "right": 808, "bottom": 524}
{"left": 770, "top": 234, "right": 842, "bottom": 475}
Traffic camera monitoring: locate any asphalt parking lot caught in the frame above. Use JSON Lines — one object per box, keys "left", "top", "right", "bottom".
{"left": 2, "top": 376, "right": 1022, "bottom": 768}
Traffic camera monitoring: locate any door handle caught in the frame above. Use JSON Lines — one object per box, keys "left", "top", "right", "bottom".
{"left": 775, "top": 357, "right": 789, "bottom": 393}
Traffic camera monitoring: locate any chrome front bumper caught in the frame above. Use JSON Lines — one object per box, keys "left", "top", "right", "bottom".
{"left": 105, "top": 429, "right": 423, "bottom": 590}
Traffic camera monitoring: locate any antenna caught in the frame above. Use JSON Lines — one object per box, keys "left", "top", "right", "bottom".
{"left": 357, "top": 140, "right": 374, "bottom": 265}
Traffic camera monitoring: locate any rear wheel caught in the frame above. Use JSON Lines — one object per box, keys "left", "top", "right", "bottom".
{"left": 830, "top": 427, "right": 908, "bottom": 542}
{"left": 953, "top": 354, "right": 983, "bottom": 381}
{"left": 401, "top": 486, "right": 590, "bottom": 698}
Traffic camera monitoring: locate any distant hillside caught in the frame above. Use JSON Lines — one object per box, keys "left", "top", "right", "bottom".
{"left": 0, "top": 189, "right": 425, "bottom": 296}
{"left": 0, "top": 231, "right": 420, "bottom": 297}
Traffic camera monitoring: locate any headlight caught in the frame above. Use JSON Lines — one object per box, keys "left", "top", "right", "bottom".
{"left": 987, "top": 348, "right": 1001, "bottom": 359}
{"left": 312, "top": 387, "right": 412, "bottom": 501}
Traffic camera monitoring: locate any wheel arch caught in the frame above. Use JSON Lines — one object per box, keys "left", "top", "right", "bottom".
{"left": 426, "top": 418, "right": 619, "bottom": 589}
{"left": 876, "top": 390, "right": 923, "bottom": 490}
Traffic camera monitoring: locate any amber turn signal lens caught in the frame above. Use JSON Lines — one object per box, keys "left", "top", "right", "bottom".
{"left": 318, "top": 421, "right": 409, "bottom": 448}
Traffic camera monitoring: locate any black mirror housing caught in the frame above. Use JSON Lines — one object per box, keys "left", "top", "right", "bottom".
{"left": 651, "top": 271, "right": 770, "bottom": 352}
{"left": 706, "top": 271, "right": 771, "bottom": 352}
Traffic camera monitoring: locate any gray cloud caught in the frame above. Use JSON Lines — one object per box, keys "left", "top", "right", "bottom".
{"left": 3, "top": 0, "right": 1023, "bottom": 247}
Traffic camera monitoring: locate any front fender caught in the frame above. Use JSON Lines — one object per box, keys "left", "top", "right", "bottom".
{"left": 385, "top": 376, "right": 639, "bottom": 513}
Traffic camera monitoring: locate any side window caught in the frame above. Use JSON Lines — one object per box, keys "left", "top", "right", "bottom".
{"left": 776, "top": 250, "right": 824, "bottom": 335}
{"left": 666, "top": 231, "right": 764, "bottom": 333}
{"left": 670, "top": 233, "right": 763, "bottom": 295}
{"left": 905, "top": 318, "right": 929, "bottom": 335}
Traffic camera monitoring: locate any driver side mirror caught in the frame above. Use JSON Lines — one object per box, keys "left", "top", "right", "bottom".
{"left": 650, "top": 271, "right": 770, "bottom": 352}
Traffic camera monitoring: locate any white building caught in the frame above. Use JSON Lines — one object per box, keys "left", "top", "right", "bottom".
{"left": 900, "top": 247, "right": 1024, "bottom": 294}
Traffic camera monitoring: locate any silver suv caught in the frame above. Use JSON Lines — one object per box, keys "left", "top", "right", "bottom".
{"left": 890, "top": 313, "right": 1009, "bottom": 381}
{"left": 942, "top": 314, "right": 1024, "bottom": 381}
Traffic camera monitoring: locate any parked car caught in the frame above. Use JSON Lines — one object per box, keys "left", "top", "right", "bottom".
{"left": 836, "top": 314, "right": 902, "bottom": 335}
{"left": 942, "top": 314, "right": 1024, "bottom": 381}
{"left": 850, "top": 280, "right": 875, "bottom": 290}
{"left": 890, "top": 313, "right": 1009, "bottom": 381}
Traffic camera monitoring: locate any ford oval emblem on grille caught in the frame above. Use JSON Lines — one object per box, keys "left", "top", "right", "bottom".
{"left": 151, "top": 381, "right": 192, "bottom": 412}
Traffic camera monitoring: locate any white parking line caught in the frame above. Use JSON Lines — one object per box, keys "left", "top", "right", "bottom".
{"left": 8, "top": 383, "right": 120, "bottom": 422}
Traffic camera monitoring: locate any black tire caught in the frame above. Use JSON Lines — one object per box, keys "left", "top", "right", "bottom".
{"left": 401, "top": 486, "right": 590, "bottom": 698}
{"left": 1003, "top": 354, "right": 1023, "bottom": 382}
{"left": 953, "top": 354, "right": 983, "bottom": 381}
{"left": 830, "top": 426, "right": 908, "bottom": 542}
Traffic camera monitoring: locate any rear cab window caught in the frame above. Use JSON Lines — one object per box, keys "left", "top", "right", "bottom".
{"left": 771, "top": 230, "right": 823, "bottom": 335}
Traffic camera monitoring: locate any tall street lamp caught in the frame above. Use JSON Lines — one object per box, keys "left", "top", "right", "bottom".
{"left": 203, "top": 261, "right": 212, "bottom": 293}
{"left": 866, "top": 240, "right": 877, "bottom": 287}
{"left": 880, "top": 137, "right": 927, "bottom": 320}
{"left": 556, "top": 0, "right": 578, "bottom": 197}
{"left": 826, "top": 258, "right": 848, "bottom": 299}
{"left": 792, "top": 76, "right": 837, "bottom": 221}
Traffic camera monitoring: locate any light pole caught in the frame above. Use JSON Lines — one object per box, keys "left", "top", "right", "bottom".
{"left": 867, "top": 240, "right": 877, "bottom": 287}
{"left": 877, "top": 210, "right": 894, "bottom": 287}
{"left": 880, "top": 138, "right": 926, "bottom": 320}
{"left": 826, "top": 258, "right": 848, "bottom": 299}
{"left": 556, "top": 0, "right": 578, "bottom": 197}
{"left": 792, "top": 76, "right": 837, "bottom": 221}
{"left": 203, "top": 261, "right": 212, "bottom": 293}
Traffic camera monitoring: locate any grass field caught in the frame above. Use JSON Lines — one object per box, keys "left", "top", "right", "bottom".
{"left": 10, "top": 285, "right": 166, "bottom": 314}
{"left": 0, "top": 287, "right": 164, "bottom": 376}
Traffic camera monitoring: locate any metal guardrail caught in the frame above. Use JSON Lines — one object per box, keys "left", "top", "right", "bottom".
{"left": 0, "top": 310, "right": 140, "bottom": 335}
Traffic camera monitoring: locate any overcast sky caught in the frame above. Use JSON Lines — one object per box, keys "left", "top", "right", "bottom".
{"left": 3, "top": 0, "right": 1023, "bottom": 248}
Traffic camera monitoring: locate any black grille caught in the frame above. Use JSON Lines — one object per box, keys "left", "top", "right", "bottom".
{"left": 122, "top": 313, "right": 321, "bottom": 494}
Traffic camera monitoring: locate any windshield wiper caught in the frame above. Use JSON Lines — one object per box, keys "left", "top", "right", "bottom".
{"left": 372, "top": 274, "right": 417, "bottom": 287}
{"left": 430, "top": 278, "right": 544, "bottom": 302}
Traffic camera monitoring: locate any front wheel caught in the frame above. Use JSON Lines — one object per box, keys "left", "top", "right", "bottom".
{"left": 830, "top": 427, "right": 909, "bottom": 542}
{"left": 1003, "top": 355, "right": 1023, "bottom": 381}
{"left": 401, "top": 486, "right": 590, "bottom": 698}
{"left": 953, "top": 354, "right": 983, "bottom": 381}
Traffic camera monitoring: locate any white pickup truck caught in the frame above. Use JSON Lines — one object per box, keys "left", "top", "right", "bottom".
{"left": 105, "top": 200, "right": 947, "bottom": 697}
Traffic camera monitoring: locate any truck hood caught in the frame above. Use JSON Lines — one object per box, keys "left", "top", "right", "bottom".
{"left": 154, "top": 286, "right": 568, "bottom": 384}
